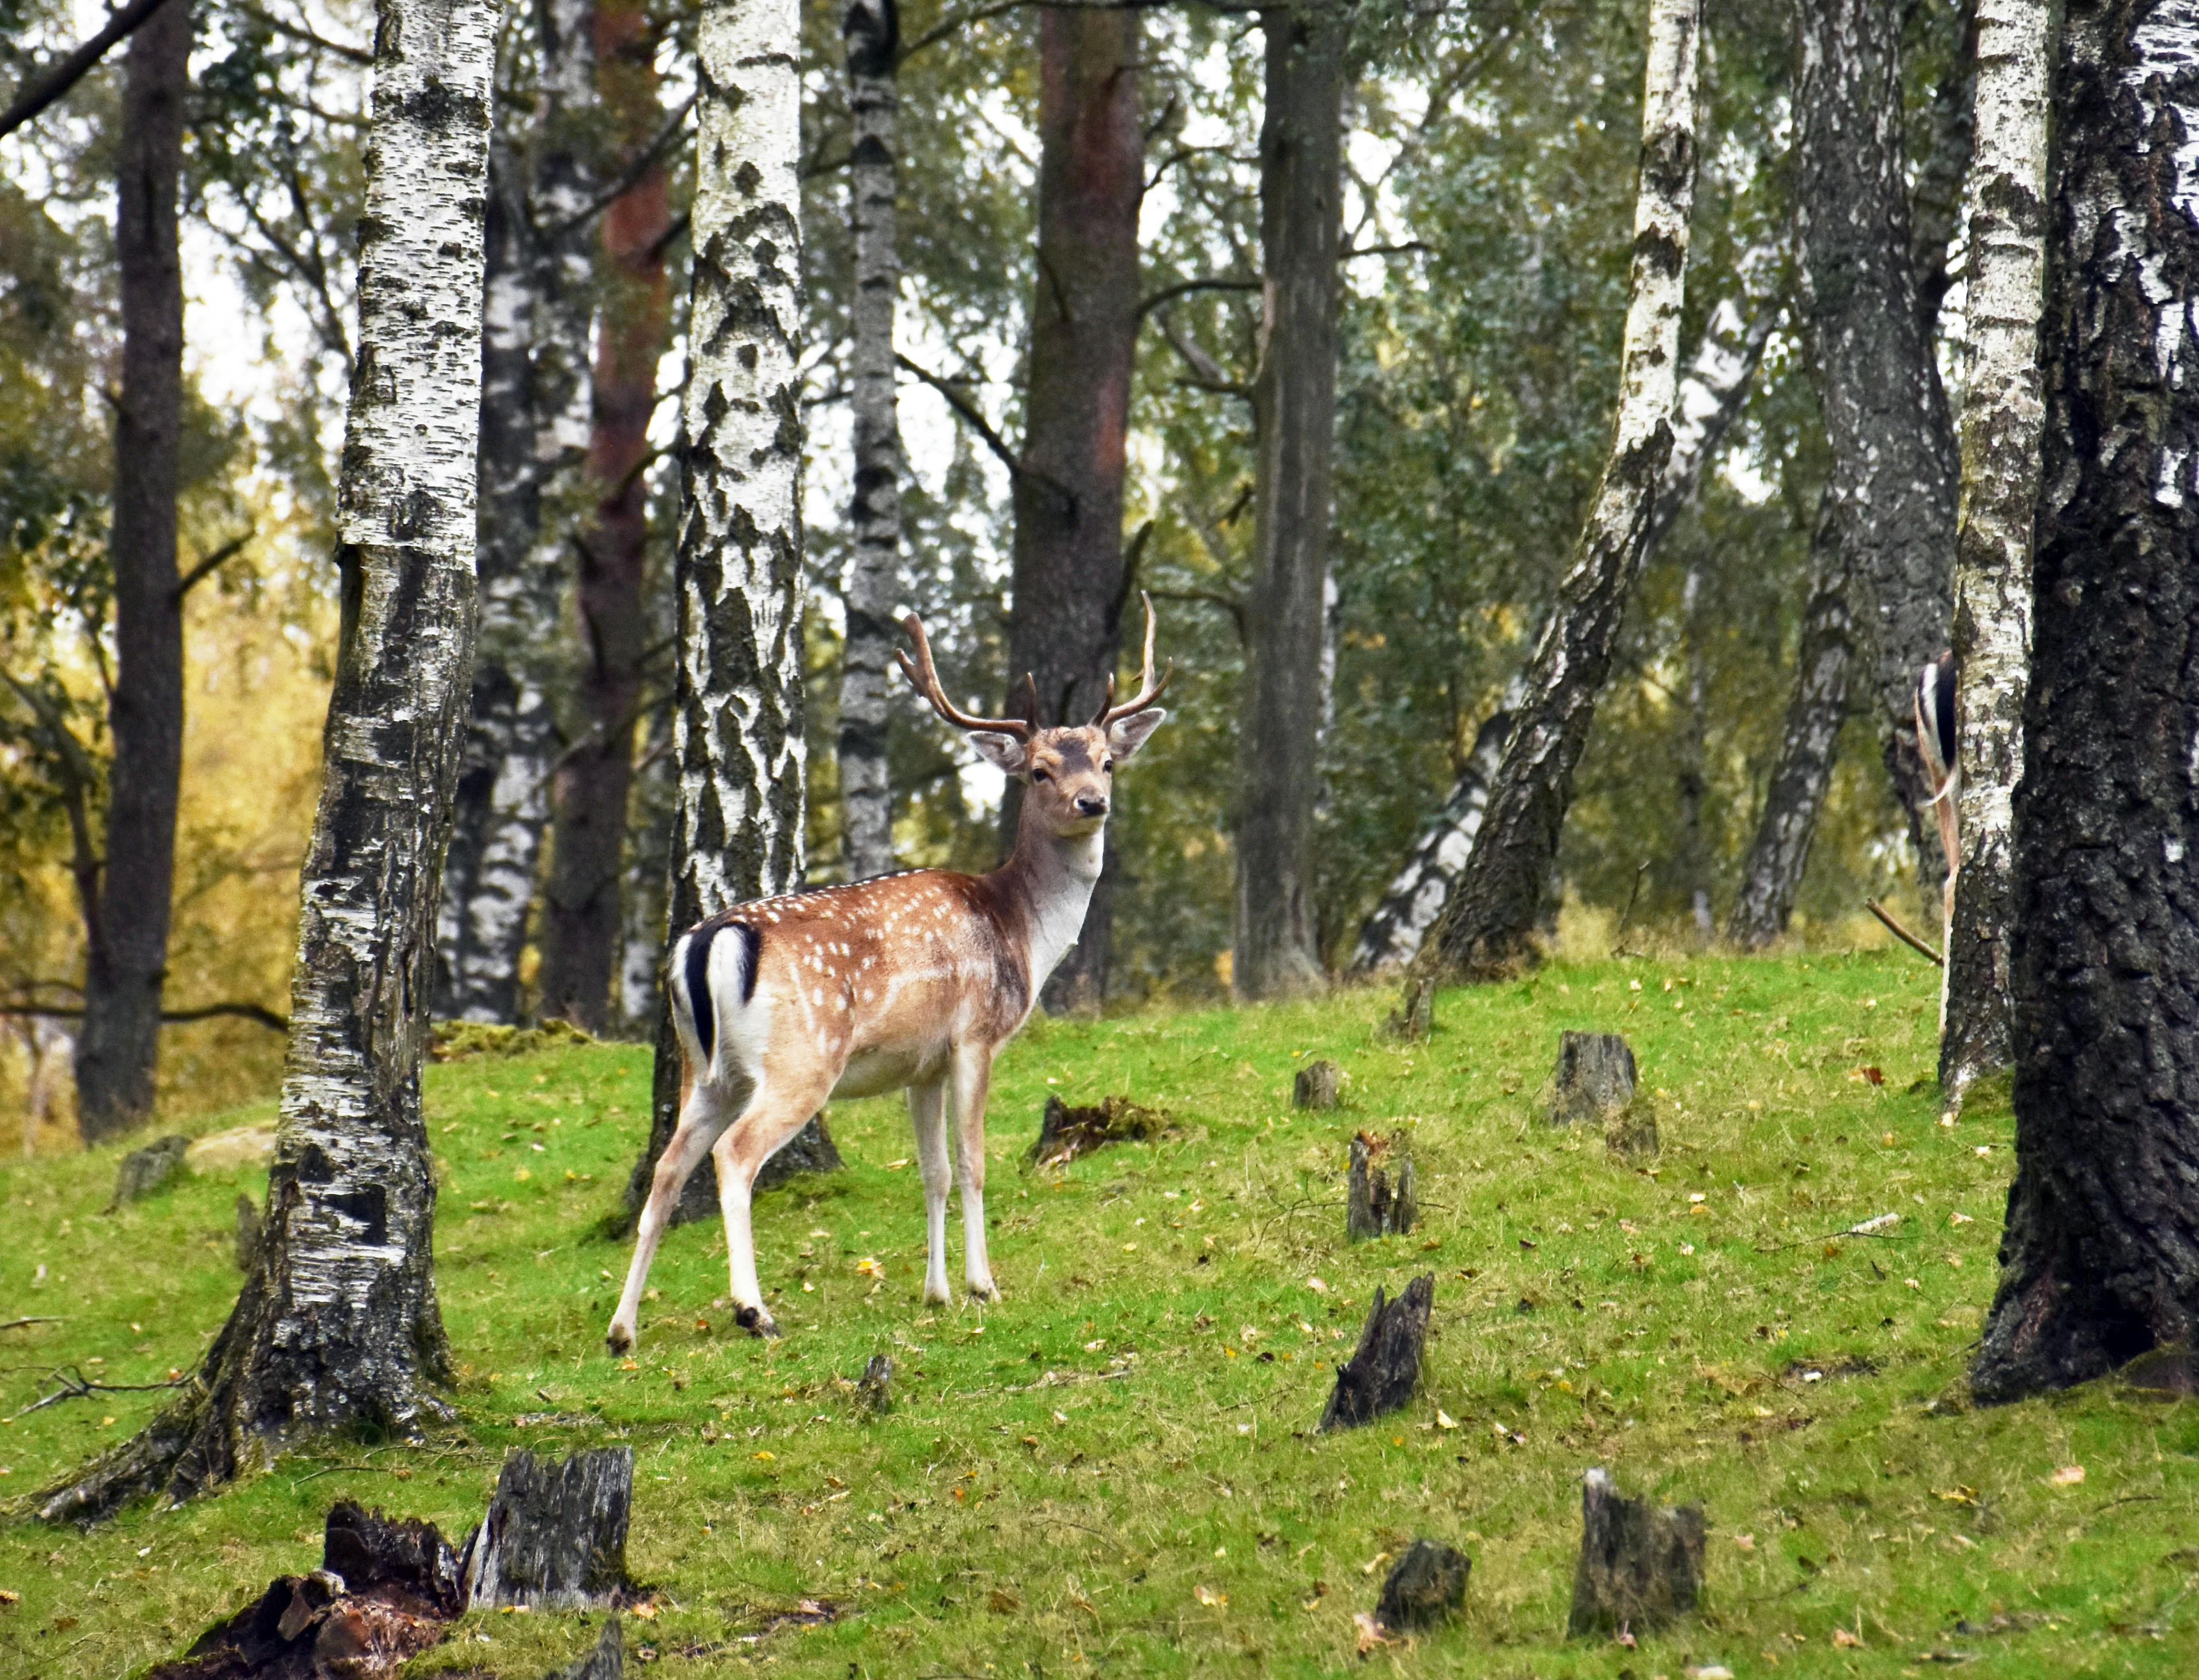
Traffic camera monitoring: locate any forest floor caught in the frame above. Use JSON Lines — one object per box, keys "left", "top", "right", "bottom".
{"left": 3, "top": 953, "right": 2197, "bottom": 1679}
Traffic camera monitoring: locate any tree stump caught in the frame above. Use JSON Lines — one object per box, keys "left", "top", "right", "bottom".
{"left": 1376, "top": 1538, "right": 1470, "bottom": 1630}
{"left": 108, "top": 1134, "right": 189, "bottom": 1210}
{"left": 1385, "top": 975, "right": 1435, "bottom": 1042}
{"left": 1549, "top": 1032, "right": 1636, "bottom": 1126}
{"left": 234, "top": 1193, "right": 263, "bottom": 1271}
{"left": 754, "top": 1115, "right": 844, "bottom": 1191}
{"left": 461, "top": 1448, "right": 635, "bottom": 1610}
{"left": 1293, "top": 1060, "right": 1343, "bottom": 1110}
{"left": 549, "top": 1619, "right": 624, "bottom": 1680}
{"left": 1346, "top": 1132, "right": 1417, "bottom": 1240}
{"left": 1318, "top": 1273, "right": 1434, "bottom": 1432}
{"left": 1025, "top": 1094, "right": 1169, "bottom": 1168}
{"left": 1565, "top": 1467, "right": 1705, "bottom": 1636}
{"left": 854, "top": 1354, "right": 894, "bottom": 1414}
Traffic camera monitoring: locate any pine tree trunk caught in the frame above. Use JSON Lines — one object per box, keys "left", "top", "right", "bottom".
{"left": 1234, "top": 0, "right": 1345, "bottom": 1001}
{"left": 537, "top": 0, "right": 670, "bottom": 1032}
{"left": 75, "top": 0, "right": 191, "bottom": 1143}
{"left": 1940, "top": 0, "right": 2050, "bottom": 1100}
{"left": 1792, "top": 0, "right": 1960, "bottom": 894}
{"left": 1008, "top": 5, "right": 1143, "bottom": 1013}
{"left": 1726, "top": 493, "right": 1854, "bottom": 947}
{"left": 36, "top": 0, "right": 498, "bottom": 1522}
{"left": 628, "top": 0, "right": 808, "bottom": 1224}
{"left": 1411, "top": 0, "right": 1700, "bottom": 985}
{"left": 439, "top": 0, "right": 598, "bottom": 1025}
{"left": 837, "top": 0, "right": 903, "bottom": 885}
{"left": 1971, "top": 0, "right": 2199, "bottom": 1404}
{"left": 1352, "top": 264, "right": 1773, "bottom": 975}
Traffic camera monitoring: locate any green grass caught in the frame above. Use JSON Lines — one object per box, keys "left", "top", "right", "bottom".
{"left": 5, "top": 954, "right": 2198, "bottom": 1678}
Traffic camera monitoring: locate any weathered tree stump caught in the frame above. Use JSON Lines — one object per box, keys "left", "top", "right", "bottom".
{"left": 854, "top": 1353, "right": 894, "bottom": 1414}
{"left": 548, "top": 1619, "right": 623, "bottom": 1680}
{"left": 322, "top": 1499, "right": 465, "bottom": 1619}
{"left": 234, "top": 1193, "right": 263, "bottom": 1271}
{"left": 1346, "top": 1132, "right": 1417, "bottom": 1241}
{"left": 1318, "top": 1273, "right": 1434, "bottom": 1432}
{"left": 1565, "top": 1466, "right": 1705, "bottom": 1637}
{"left": 108, "top": 1134, "right": 189, "bottom": 1210}
{"left": 1293, "top": 1060, "right": 1343, "bottom": 1110}
{"left": 754, "top": 1115, "right": 844, "bottom": 1191}
{"left": 1385, "top": 975, "right": 1435, "bottom": 1042}
{"left": 1376, "top": 1538, "right": 1470, "bottom": 1630}
{"left": 1025, "top": 1094, "right": 1169, "bottom": 1168}
{"left": 1549, "top": 1032, "right": 1636, "bottom": 1126}
{"left": 461, "top": 1448, "right": 635, "bottom": 1609}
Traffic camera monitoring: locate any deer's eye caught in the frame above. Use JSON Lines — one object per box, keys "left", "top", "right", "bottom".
{"left": 1101, "top": 759, "right": 1114, "bottom": 773}
{"left": 1030, "top": 767, "right": 1051, "bottom": 784}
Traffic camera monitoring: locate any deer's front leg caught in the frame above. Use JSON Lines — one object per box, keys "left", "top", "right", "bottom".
{"left": 908, "top": 1079, "right": 952, "bottom": 1305}
{"left": 949, "top": 1044, "right": 1000, "bottom": 1301}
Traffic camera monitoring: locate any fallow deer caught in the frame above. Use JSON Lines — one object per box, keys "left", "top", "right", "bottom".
{"left": 605, "top": 600, "right": 1171, "bottom": 1351}
{"left": 1916, "top": 651, "right": 1959, "bottom": 924}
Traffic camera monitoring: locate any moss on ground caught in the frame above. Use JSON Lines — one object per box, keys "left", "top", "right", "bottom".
{"left": 4, "top": 954, "right": 2197, "bottom": 1677}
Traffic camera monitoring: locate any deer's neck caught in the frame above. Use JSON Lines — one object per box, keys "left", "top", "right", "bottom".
{"left": 993, "top": 816, "right": 1104, "bottom": 992}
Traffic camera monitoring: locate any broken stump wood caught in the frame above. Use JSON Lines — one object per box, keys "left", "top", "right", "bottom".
{"left": 855, "top": 1353, "right": 894, "bottom": 1414}
{"left": 149, "top": 1501, "right": 463, "bottom": 1680}
{"left": 1293, "top": 1059, "right": 1343, "bottom": 1109}
{"left": 754, "top": 1114, "right": 844, "bottom": 1191}
{"left": 461, "top": 1447, "right": 635, "bottom": 1609}
{"left": 1376, "top": 1538, "right": 1470, "bottom": 1630}
{"left": 1025, "top": 1094, "right": 1170, "bottom": 1168}
{"left": 1566, "top": 1466, "right": 1705, "bottom": 1637}
{"left": 1549, "top": 1032, "right": 1637, "bottom": 1127}
{"left": 1346, "top": 1132, "right": 1417, "bottom": 1240}
{"left": 1319, "top": 1273, "right": 1435, "bottom": 1432}
{"left": 547, "top": 1618, "right": 624, "bottom": 1680}
{"left": 108, "top": 1134, "right": 189, "bottom": 1210}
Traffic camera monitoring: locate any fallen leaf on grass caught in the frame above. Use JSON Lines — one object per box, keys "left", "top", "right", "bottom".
{"left": 856, "top": 1257, "right": 884, "bottom": 1278}
{"left": 1832, "top": 1626, "right": 1863, "bottom": 1648}
{"left": 1935, "top": 1486, "right": 1977, "bottom": 1504}
{"left": 0, "top": 1590, "right": 17, "bottom": 1607}
{"left": 1352, "top": 1611, "right": 1394, "bottom": 1654}
{"left": 989, "top": 1588, "right": 1020, "bottom": 1613}
{"left": 631, "top": 1600, "right": 659, "bottom": 1621}
{"left": 1194, "top": 1584, "right": 1226, "bottom": 1609}
{"left": 1436, "top": 1409, "right": 1458, "bottom": 1430}
{"left": 2049, "top": 1464, "right": 2085, "bottom": 1487}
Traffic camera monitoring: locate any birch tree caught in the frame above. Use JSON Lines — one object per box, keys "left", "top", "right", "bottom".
{"left": 837, "top": 0, "right": 903, "bottom": 884}
{"left": 437, "top": 0, "right": 597, "bottom": 1024}
{"left": 1972, "top": 0, "right": 2199, "bottom": 1402}
{"left": 36, "top": 0, "right": 499, "bottom": 1520}
{"left": 627, "top": 0, "right": 809, "bottom": 1227}
{"left": 1405, "top": 0, "right": 1701, "bottom": 988}
{"left": 1940, "top": 0, "right": 2050, "bottom": 1099}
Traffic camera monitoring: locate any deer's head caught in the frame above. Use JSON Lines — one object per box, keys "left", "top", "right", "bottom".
{"left": 898, "top": 596, "right": 1170, "bottom": 840}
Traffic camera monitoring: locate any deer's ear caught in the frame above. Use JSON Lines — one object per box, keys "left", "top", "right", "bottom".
{"left": 1106, "top": 707, "right": 1167, "bottom": 761}
{"left": 968, "top": 731, "right": 1028, "bottom": 774}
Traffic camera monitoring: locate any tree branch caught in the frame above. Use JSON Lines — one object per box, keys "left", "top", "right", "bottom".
{"left": 0, "top": 0, "right": 182, "bottom": 140}
{"left": 1135, "top": 274, "right": 1260, "bottom": 320}
{"left": 0, "top": 1000, "right": 290, "bottom": 1031}
{"left": 173, "top": 530, "right": 255, "bottom": 601}
{"left": 236, "top": 2, "right": 374, "bottom": 64}
{"left": 895, "top": 353, "right": 1025, "bottom": 477}
{"left": 545, "top": 92, "right": 696, "bottom": 240}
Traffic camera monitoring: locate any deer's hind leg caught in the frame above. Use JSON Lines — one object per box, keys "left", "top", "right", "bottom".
{"left": 608, "top": 1069, "right": 738, "bottom": 1354}
{"left": 710, "top": 1072, "right": 837, "bottom": 1337}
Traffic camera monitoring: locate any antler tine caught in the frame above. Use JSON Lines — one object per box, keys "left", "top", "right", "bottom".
{"left": 896, "top": 613, "right": 1032, "bottom": 738}
{"left": 1097, "top": 591, "right": 1172, "bottom": 727}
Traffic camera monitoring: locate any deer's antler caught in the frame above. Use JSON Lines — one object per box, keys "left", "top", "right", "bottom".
{"left": 898, "top": 614, "right": 1034, "bottom": 738}
{"left": 1094, "top": 592, "right": 1173, "bottom": 727}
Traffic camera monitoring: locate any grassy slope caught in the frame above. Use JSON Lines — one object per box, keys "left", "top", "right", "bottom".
{"left": 3, "top": 954, "right": 2197, "bottom": 1679}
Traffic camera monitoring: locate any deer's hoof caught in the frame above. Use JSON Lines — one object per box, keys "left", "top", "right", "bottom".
{"left": 734, "top": 1304, "right": 779, "bottom": 1339}
{"left": 968, "top": 1280, "right": 1001, "bottom": 1303}
{"left": 605, "top": 1319, "right": 636, "bottom": 1356}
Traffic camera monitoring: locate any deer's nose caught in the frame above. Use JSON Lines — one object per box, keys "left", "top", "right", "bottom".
{"left": 1076, "top": 794, "right": 1109, "bottom": 819}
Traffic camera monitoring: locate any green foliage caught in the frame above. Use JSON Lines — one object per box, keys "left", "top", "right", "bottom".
{"left": 6, "top": 962, "right": 2197, "bottom": 1675}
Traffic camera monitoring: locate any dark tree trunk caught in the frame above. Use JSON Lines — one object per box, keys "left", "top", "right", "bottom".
{"left": 1008, "top": 3, "right": 1143, "bottom": 1013}
{"left": 1233, "top": 0, "right": 1345, "bottom": 1000}
{"left": 837, "top": 0, "right": 903, "bottom": 884}
{"left": 1726, "top": 493, "right": 1854, "bottom": 947}
{"left": 1675, "top": 565, "right": 1712, "bottom": 941}
{"left": 1791, "top": 0, "right": 1960, "bottom": 893}
{"left": 1909, "top": 0, "right": 1980, "bottom": 329}
{"left": 34, "top": 0, "right": 499, "bottom": 1522}
{"left": 75, "top": 0, "right": 191, "bottom": 1143}
{"left": 1971, "top": 0, "right": 2199, "bottom": 1403}
{"left": 437, "top": 0, "right": 596, "bottom": 1024}
{"left": 1412, "top": 0, "right": 1701, "bottom": 984}
{"left": 536, "top": 0, "right": 671, "bottom": 1032}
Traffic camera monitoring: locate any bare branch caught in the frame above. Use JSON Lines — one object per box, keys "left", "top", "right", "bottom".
{"left": 0, "top": 0, "right": 182, "bottom": 140}
{"left": 174, "top": 530, "right": 255, "bottom": 601}
{"left": 1135, "top": 274, "right": 1260, "bottom": 320}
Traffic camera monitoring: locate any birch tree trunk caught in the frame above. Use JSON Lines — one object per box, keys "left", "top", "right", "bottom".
{"left": 627, "top": 0, "right": 808, "bottom": 1225}
{"left": 36, "top": 0, "right": 498, "bottom": 1522}
{"left": 1726, "top": 493, "right": 1854, "bottom": 946}
{"left": 438, "top": 0, "right": 597, "bottom": 1025}
{"left": 74, "top": 0, "right": 191, "bottom": 1142}
{"left": 1940, "top": 0, "right": 2050, "bottom": 1100}
{"left": 1408, "top": 0, "right": 1700, "bottom": 986}
{"left": 1008, "top": 4, "right": 1143, "bottom": 1013}
{"left": 1792, "top": 0, "right": 1961, "bottom": 895}
{"left": 1972, "top": 0, "right": 2199, "bottom": 1401}
{"left": 837, "top": 0, "right": 903, "bottom": 885}
{"left": 1234, "top": 0, "right": 1345, "bottom": 1001}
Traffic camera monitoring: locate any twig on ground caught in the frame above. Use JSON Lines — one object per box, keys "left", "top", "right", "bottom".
{"left": 4, "top": 1363, "right": 191, "bottom": 1422}
{"left": 0, "top": 1317, "right": 61, "bottom": 1333}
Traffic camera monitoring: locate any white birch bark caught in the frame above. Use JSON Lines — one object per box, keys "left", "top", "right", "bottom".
{"left": 1941, "top": 0, "right": 2050, "bottom": 1100}
{"left": 837, "top": 0, "right": 902, "bottom": 883}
